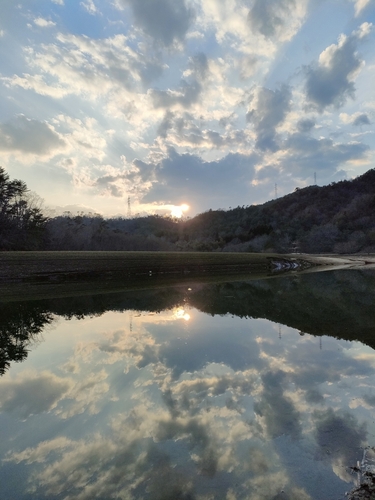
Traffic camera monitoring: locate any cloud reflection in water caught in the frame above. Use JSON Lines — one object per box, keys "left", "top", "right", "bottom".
{"left": 0, "top": 280, "right": 375, "bottom": 499}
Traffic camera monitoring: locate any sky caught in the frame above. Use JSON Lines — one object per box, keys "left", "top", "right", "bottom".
{"left": 0, "top": 0, "right": 374, "bottom": 218}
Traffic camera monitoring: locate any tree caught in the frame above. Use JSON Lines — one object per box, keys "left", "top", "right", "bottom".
{"left": 0, "top": 167, "right": 48, "bottom": 250}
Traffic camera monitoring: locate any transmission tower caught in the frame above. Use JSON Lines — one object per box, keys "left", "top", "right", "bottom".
{"left": 314, "top": 172, "right": 317, "bottom": 185}
{"left": 127, "top": 196, "right": 131, "bottom": 218}
{"left": 275, "top": 183, "right": 278, "bottom": 199}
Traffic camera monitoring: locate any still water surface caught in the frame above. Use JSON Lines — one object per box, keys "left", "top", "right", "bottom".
{"left": 0, "top": 269, "right": 375, "bottom": 499}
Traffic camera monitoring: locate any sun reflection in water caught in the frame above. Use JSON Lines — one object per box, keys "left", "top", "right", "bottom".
{"left": 174, "top": 308, "right": 191, "bottom": 321}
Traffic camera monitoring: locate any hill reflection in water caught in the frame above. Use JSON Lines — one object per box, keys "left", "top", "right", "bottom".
{"left": 0, "top": 269, "right": 374, "bottom": 500}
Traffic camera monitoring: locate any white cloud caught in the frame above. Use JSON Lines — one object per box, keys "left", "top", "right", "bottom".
{"left": 33, "top": 17, "right": 56, "bottom": 27}
{"left": 80, "top": 0, "right": 98, "bottom": 15}
{"left": 59, "top": 369, "right": 109, "bottom": 418}
{"left": 55, "top": 114, "right": 107, "bottom": 160}
{"left": 197, "top": 0, "right": 276, "bottom": 57}
{"left": 51, "top": 0, "right": 64, "bottom": 4}
{"left": 352, "top": 0, "right": 371, "bottom": 17}
{"left": 3, "top": 32, "right": 166, "bottom": 105}
{"left": 340, "top": 111, "right": 371, "bottom": 126}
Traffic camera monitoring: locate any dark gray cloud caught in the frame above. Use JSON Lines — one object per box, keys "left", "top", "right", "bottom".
{"left": 95, "top": 174, "right": 127, "bottom": 197}
{"left": 247, "top": 85, "right": 291, "bottom": 151}
{"left": 0, "top": 373, "right": 71, "bottom": 419}
{"left": 142, "top": 149, "right": 259, "bottom": 211}
{"left": 248, "top": 0, "right": 296, "bottom": 38}
{"left": 189, "top": 52, "right": 209, "bottom": 81}
{"left": 297, "top": 118, "right": 315, "bottom": 133}
{"left": 304, "top": 29, "right": 369, "bottom": 112}
{"left": 254, "top": 370, "right": 302, "bottom": 440}
{"left": 157, "top": 111, "right": 176, "bottom": 138}
{"left": 362, "top": 393, "right": 375, "bottom": 407}
{"left": 353, "top": 113, "right": 371, "bottom": 126}
{"left": 282, "top": 132, "right": 369, "bottom": 177}
{"left": 105, "top": 48, "right": 164, "bottom": 88}
{"left": 155, "top": 417, "right": 219, "bottom": 478}
{"left": 239, "top": 55, "right": 258, "bottom": 80}
{"left": 122, "top": 0, "right": 195, "bottom": 46}
{"left": 0, "top": 115, "right": 66, "bottom": 154}
{"left": 136, "top": 444, "right": 198, "bottom": 498}
{"left": 151, "top": 52, "right": 208, "bottom": 110}
{"left": 151, "top": 80, "right": 202, "bottom": 109}
{"left": 314, "top": 408, "right": 367, "bottom": 465}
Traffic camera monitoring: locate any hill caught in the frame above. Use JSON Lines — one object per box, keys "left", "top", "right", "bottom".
{"left": 46, "top": 168, "right": 374, "bottom": 254}
{"left": 175, "top": 168, "right": 375, "bottom": 253}
{"left": 2, "top": 165, "right": 375, "bottom": 253}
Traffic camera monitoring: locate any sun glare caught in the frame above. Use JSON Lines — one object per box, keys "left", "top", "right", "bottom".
{"left": 174, "top": 308, "right": 191, "bottom": 321}
{"left": 170, "top": 204, "right": 190, "bottom": 218}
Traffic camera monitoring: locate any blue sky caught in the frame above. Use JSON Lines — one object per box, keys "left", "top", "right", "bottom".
{"left": 0, "top": 0, "right": 374, "bottom": 217}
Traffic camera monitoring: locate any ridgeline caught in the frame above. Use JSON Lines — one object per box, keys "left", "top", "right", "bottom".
{"left": 1, "top": 166, "right": 375, "bottom": 253}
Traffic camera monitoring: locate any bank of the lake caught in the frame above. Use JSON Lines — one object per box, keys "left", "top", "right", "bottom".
{"left": 0, "top": 251, "right": 306, "bottom": 284}
{"left": 0, "top": 251, "right": 375, "bottom": 301}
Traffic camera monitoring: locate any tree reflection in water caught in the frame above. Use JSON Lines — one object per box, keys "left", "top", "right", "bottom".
{"left": 1, "top": 268, "right": 374, "bottom": 376}
{"left": 0, "top": 303, "right": 54, "bottom": 375}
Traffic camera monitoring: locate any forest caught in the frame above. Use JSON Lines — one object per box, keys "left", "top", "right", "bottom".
{"left": 1, "top": 165, "right": 375, "bottom": 254}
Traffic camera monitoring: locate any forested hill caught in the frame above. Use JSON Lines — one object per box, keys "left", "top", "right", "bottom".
{"left": 177, "top": 168, "right": 375, "bottom": 253}
{"left": 1, "top": 166, "right": 375, "bottom": 253}
{"left": 42, "top": 167, "right": 375, "bottom": 253}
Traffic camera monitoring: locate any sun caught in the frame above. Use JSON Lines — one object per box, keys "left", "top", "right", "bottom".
{"left": 170, "top": 204, "right": 190, "bottom": 218}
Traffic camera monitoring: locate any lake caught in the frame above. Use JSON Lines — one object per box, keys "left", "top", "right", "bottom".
{"left": 1, "top": 268, "right": 375, "bottom": 500}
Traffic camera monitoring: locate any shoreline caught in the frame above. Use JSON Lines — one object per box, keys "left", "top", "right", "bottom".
{"left": 0, "top": 251, "right": 374, "bottom": 302}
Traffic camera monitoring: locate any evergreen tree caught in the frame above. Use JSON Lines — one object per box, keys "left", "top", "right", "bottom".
{"left": 0, "top": 167, "right": 48, "bottom": 250}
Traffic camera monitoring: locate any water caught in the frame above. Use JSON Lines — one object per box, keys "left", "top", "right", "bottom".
{"left": 0, "top": 269, "right": 375, "bottom": 500}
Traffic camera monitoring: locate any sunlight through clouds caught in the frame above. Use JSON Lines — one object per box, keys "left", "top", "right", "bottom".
{"left": 0, "top": 0, "right": 373, "bottom": 215}
{"left": 170, "top": 203, "right": 189, "bottom": 218}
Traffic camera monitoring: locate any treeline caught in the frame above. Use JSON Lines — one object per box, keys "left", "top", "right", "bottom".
{"left": 1, "top": 166, "right": 375, "bottom": 253}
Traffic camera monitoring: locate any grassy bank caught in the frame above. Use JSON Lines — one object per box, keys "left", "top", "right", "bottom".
{"left": 0, "top": 251, "right": 307, "bottom": 300}
{"left": 0, "top": 251, "right": 374, "bottom": 301}
{"left": 0, "top": 251, "right": 289, "bottom": 283}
